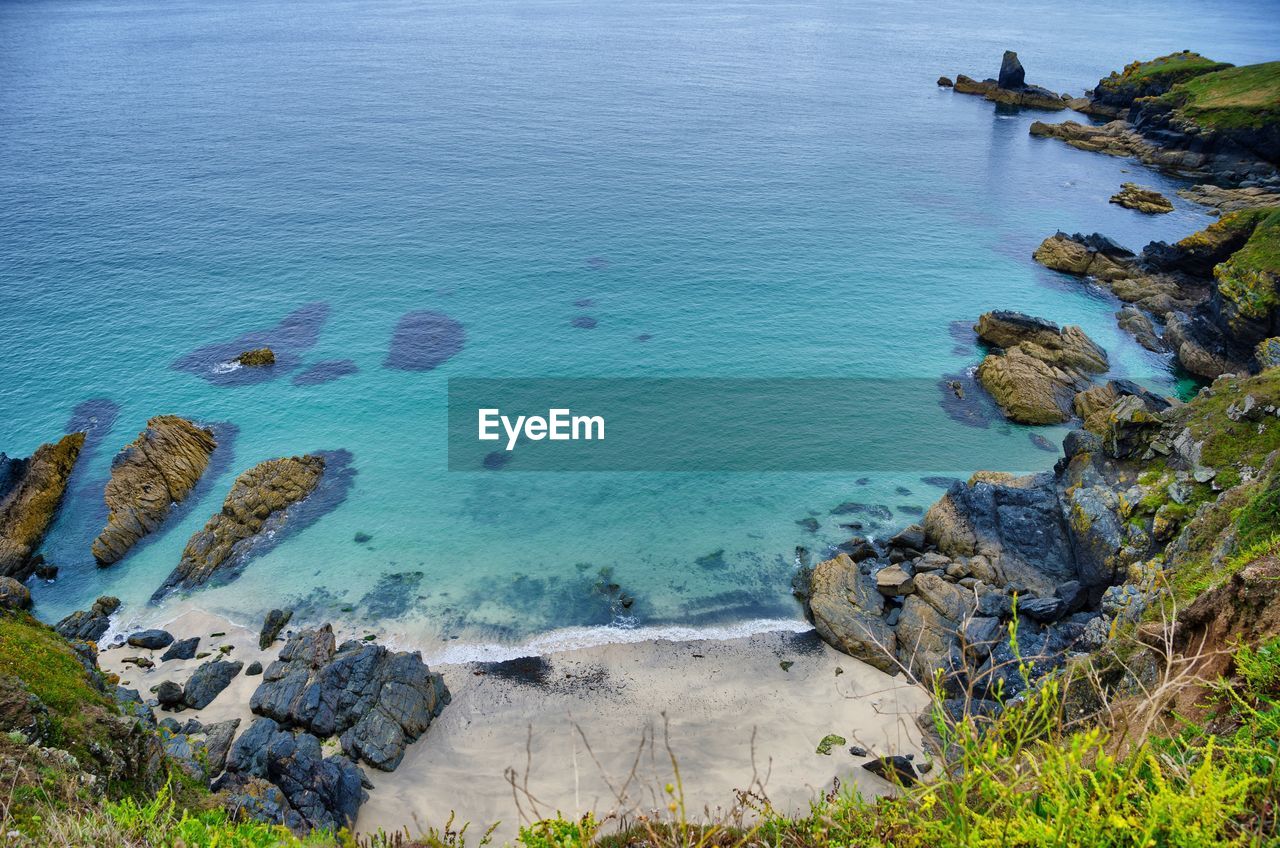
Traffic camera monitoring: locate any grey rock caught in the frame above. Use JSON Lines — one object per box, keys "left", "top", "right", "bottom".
{"left": 155, "top": 680, "right": 185, "bottom": 709}
{"left": 183, "top": 659, "right": 243, "bottom": 709}
{"left": 161, "top": 637, "right": 200, "bottom": 662}
{"left": 247, "top": 660, "right": 264, "bottom": 676}
{"left": 201, "top": 718, "right": 241, "bottom": 776}
{"left": 54, "top": 596, "right": 120, "bottom": 642}
{"left": 127, "top": 629, "right": 174, "bottom": 650}
{"left": 248, "top": 625, "right": 450, "bottom": 771}
{"left": 807, "top": 554, "right": 897, "bottom": 674}
{"left": 1019, "top": 596, "right": 1066, "bottom": 623}
{"left": 875, "top": 564, "right": 915, "bottom": 596}
{"left": 260, "top": 608, "right": 293, "bottom": 650}
{"left": 998, "top": 50, "right": 1025, "bottom": 89}
{"left": 863, "top": 754, "right": 918, "bottom": 786}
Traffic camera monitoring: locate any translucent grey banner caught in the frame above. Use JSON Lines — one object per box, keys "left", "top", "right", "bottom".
{"left": 447, "top": 378, "right": 1062, "bottom": 472}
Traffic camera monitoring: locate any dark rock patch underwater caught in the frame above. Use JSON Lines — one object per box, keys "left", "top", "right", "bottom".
{"left": 384, "top": 310, "right": 465, "bottom": 371}
{"left": 173, "top": 302, "right": 329, "bottom": 387}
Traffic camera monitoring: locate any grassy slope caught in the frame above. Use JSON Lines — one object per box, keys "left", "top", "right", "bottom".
{"left": 1160, "top": 61, "right": 1280, "bottom": 129}
{"left": 1102, "top": 51, "right": 1231, "bottom": 87}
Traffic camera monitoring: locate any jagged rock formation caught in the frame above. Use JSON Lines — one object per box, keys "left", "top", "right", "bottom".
{"left": 182, "top": 659, "right": 243, "bottom": 709}
{"left": 0, "top": 433, "right": 84, "bottom": 579}
{"left": 55, "top": 596, "right": 121, "bottom": 643}
{"left": 249, "top": 625, "right": 450, "bottom": 771}
{"left": 259, "top": 608, "right": 292, "bottom": 649}
{"left": 92, "top": 416, "right": 218, "bottom": 565}
{"left": 1034, "top": 209, "right": 1280, "bottom": 378}
{"left": 155, "top": 455, "right": 325, "bottom": 597}
{"left": 950, "top": 51, "right": 1069, "bottom": 110}
{"left": 1029, "top": 119, "right": 1206, "bottom": 171}
{"left": 807, "top": 371, "right": 1264, "bottom": 706}
{"left": 1084, "top": 51, "right": 1233, "bottom": 118}
{"left": 973, "top": 311, "right": 1109, "bottom": 424}
{"left": 1110, "top": 183, "right": 1173, "bottom": 214}
{"left": 216, "top": 717, "right": 367, "bottom": 834}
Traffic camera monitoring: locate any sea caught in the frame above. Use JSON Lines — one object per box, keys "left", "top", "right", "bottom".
{"left": 2, "top": 0, "right": 1277, "bottom": 658}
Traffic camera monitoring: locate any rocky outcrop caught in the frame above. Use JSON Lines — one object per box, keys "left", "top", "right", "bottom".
{"left": 249, "top": 625, "right": 450, "bottom": 771}
{"left": 92, "top": 416, "right": 218, "bottom": 565}
{"left": 808, "top": 376, "right": 1223, "bottom": 706}
{"left": 973, "top": 311, "right": 1108, "bottom": 424}
{"left": 1032, "top": 57, "right": 1279, "bottom": 188}
{"left": 946, "top": 51, "right": 1068, "bottom": 110}
{"left": 236, "top": 348, "right": 276, "bottom": 367}
{"left": 216, "top": 717, "right": 367, "bottom": 834}
{"left": 155, "top": 455, "right": 326, "bottom": 597}
{"left": 0, "top": 433, "right": 84, "bottom": 579}
{"left": 807, "top": 553, "right": 898, "bottom": 674}
{"left": 259, "top": 608, "right": 293, "bottom": 650}
{"left": 55, "top": 596, "right": 120, "bottom": 643}
{"left": 1110, "top": 183, "right": 1173, "bottom": 214}
{"left": 0, "top": 576, "right": 32, "bottom": 610}
{"left": 1034, "top": 210, "right": 1279, "bottom": 379}
{"left": 1178, "top": 185, "right": 1280, "bottom": 215}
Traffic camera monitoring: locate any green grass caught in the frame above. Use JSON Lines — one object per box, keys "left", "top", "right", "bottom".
{"left": 0, "top": 611, "right": 113, "bottom": 752}
{"left": 1099, "top": 52, "right": 1231, "bottom": 89}
{"left": 1161, "top": 60, "right": 1280, "bottom": 129}
{"left": 1216, "top": 208, "right": 1280, "bottom": 320}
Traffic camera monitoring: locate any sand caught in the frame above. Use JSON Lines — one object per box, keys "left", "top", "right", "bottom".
{"left": 97, "top": 607, "right": 930, "bottom": 844}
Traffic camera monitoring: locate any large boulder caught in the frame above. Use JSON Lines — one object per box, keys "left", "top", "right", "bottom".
{"left": 806, "top": 554, "right": 897, "bottom": 674}
{"left": 0, "top": 433, "right": 84, "bottom": 579}
{"left": 127, "top": 629, "right": 174, "bottom": 650}
{"left": 54, "top": 596, "right": 121, "bottom": 643}
{"left": 156, "top": 455, "right": 326, "bottom": 596}
{"left": 924, "top": 473, "right": 1083, "bottom": 596}
{"left": 0, "top": 576, "right": 32, "bottom": 610}
{"left": 973, "top": 312, "right": 1109, "bottom": 424}
{"left": 183, "top": 659, "right": 243, "bottom": 709}
{"left": 92, "top": 416, "right": 217, "bottom": 565}
{"left": 249, "top": 625, "right": 450, "bottom": 771}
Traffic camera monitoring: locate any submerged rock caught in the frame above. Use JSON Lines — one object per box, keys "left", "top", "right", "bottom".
{"left": 173, "top": 302, "right": 329, "bottom": 387}
{"left": 249, "top": 625, "right": 450, "bottom": 771}
{"left": 92, "top": 416, "right": 218, "bottom": 565}
{"left": 0, "top": 433, "right": 85, "bottom": 580}
{"left": 155, "top": 455, "right": 326, "bottom": 597}
{"left": 384, "top": 310, "right": 465, "bottom": 371}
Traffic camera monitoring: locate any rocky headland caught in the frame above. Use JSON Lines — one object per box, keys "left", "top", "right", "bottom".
{"left": 1029, "top": 54, "right": 1279, "bottom": 189}
{"left": 91, "top": 416, "right": 218, "bottom": 565}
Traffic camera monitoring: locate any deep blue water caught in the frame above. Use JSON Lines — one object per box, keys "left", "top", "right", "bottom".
{"left": 2, "top": 0, "right": 1277, "bottom": 650}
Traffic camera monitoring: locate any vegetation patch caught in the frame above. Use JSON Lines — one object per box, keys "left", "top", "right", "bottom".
{"left": 1159, "top": 60, "right": 1280, "bottom": 129}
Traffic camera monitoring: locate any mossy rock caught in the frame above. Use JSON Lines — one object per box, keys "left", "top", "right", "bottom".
{"left": 235, "top": 347, "right": 276, "bottom": 367}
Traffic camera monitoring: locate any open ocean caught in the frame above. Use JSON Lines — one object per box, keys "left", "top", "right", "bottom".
{"left": 3, "top": 0, "right": 1278, "bottom": 653}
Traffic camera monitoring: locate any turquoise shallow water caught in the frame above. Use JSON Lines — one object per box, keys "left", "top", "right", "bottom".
{"left": 2, "top": 0, "right": 1278, "bottom": 649}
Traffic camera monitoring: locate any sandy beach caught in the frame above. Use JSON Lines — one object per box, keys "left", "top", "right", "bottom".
{"left": 99, "top": 607, "right": 930, "bottom": 843}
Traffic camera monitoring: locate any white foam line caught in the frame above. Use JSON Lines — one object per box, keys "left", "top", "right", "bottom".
{"left": 420, "top": 617, "right": 815, "bottom": 666}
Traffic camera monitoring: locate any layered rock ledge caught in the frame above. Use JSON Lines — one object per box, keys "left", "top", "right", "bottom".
{"left": 92, "top": 416, "right": 218, "bottom": 565}
{"left": 155, "top": 454, "right": 326, "bottom": 597}
{"left": 0, "top": 433, "right": 84, "bottom": 579}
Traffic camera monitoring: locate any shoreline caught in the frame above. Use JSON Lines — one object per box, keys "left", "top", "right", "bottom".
{"left": 96, "top": 605, "right": 930, "bottom": 842}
